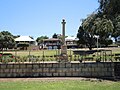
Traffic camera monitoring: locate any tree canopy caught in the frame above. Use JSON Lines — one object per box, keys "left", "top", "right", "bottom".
{"left": 36, "top": 36, "right": 49, "bottom": 45}
{"left": 77, "top": 0, "right": 120, "bottom": 49}
{"left": 0, "top": 31, "right": 15, "bottom": 50}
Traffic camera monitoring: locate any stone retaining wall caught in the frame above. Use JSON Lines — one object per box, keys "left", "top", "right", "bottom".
{"left": 0, "top": 62, "right": 118, "bottom": 79}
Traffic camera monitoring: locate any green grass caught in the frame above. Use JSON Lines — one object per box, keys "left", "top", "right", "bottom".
{"left": 0, "top": 80, "right": 120, "bottom": 90}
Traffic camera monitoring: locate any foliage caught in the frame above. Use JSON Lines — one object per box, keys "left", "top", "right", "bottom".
{"left": 52, "top": 33, "right": 58, "bottom": 38}
{"left": 98, "top": 0, "right": 120, "bottom": 41}
{"left": 77, "top": 0, "right": 119, "bottom": 48}
{"left": 77, "top": 26, "right": 95, "bottom": 50}
{"left": 36, "top": 36, "right": 49, "bottom": 45}
{"left": 77, "top": 13, "right": 113, "bottom": 49}
{"left": 0, "top": 32, "right": 15, "bottom": 50}
{"left": 98, "top": 0, "right": 120, "bottom": 18}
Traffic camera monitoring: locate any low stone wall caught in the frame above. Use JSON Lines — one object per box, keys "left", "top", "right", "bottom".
{"left": 0, "top": 62, "right": 118, "bottom": 79}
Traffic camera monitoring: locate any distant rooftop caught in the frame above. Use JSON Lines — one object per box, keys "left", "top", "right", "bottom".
{"left": 15, "top": 36, "right": 35, "bottom": 42}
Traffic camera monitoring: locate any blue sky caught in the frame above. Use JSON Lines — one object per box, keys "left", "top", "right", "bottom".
{"left": 0, "top": 0, "right": 99, "bottom": 39}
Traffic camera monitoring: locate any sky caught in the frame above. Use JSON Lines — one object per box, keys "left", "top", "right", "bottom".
{"left": 0, "top": 0, "right": 99, "bottom": 39}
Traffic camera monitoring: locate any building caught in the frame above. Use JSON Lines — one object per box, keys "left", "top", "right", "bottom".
{"left": 65, "top": 36, "right": 79, "bottom": 49}
{"left": 15, "top": 36, "right": 36, "bottom": 50}
{"left": 42, "top": 38, "right": 61, "bottom": 49}
{"left": 41, "top": 36, "right": 79, "bottom": 50}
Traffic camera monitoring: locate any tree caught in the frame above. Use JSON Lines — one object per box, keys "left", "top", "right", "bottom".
{"left": 112, "top": 15, "right": 120, "bottom": 41}
{"left": 1, "top": 31, "right": 13, "bottom": 36}
{"left": 36, "top": 36, "right": 49, "bottom": 45}
{"left": 52, "top": 33, "right": 58, "bottom": 38}
{"left": 98, "top": 0, "right": 120, "bottom": 19}
{"left": 77, "top": 26, "right": 96, "bottom": 50}
{"left": 77, "top": 13, "right": 113, "bottom": 48}
{"left": 98, "top": 0, "right": 120, "bottom": 41}
{"left": 0, "top": 33, "right": 15, "bottom": 50}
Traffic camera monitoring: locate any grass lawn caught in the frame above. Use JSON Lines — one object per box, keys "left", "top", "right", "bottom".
{"left": 1, "top": 47, "right": 120, "bottom": 57}
{"left": 0, "top": 79, "right": 120, "bottom": 90}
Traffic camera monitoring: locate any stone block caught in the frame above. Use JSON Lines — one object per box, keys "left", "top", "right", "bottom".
{"left": 104, "top": 72, "right": 112, "bottom": 77}
{"left": 43, "top": 68, "right": 49, "bottom": 73}
{"left": 52, "top": 63, "right": 59, "bottom": 68}
{"left": 20, "top": 64, "right": 26, "bottom": 69}
{"left": 102, "top": 68, "right": 107, "bottom": 72}
{"left": 72, "top": 72, "right": 79, "bottom": 76}
{"left": 46, "top": 63, "right": 53, "bottom": 68}
{"left": 79, "top": 63, "right": 85, "bottom": 68}
{"left": 73, "top": 63, "right": 80, "bottom": 68}
{"left": 59, "top": 63, "right": 66, "bottom": 68}
{"left": 4, "top": 69, "right": 9, "bottom": 73}
{"left": 66, "top": 63, "right": 71, "bottom": 68}
{"left": 6, "top": 73, "right": 12, "bottom": 77}
{"left": 45, "top": 73, "right": 52, "bottom": 76}
{"left": 33, "top": 64, "right": 39, "bottom": 69}
{"left": 42, "top": 73, "right": 46, "bottom": 76}
{"left": 0, "top": 73, "right": 6, "bottom": 77}
{"left": 59, "top": 72, "right": 65, "bottom": 76}
{"left": 19, "top": 73, "right": 25, "bottom": 77}
{"left": 62, "top": 68, "right": 67, "bottom": 73}
{"left": 7, "top": 64, "right": 14, "bottom": 69}
{"left": 68, "top": 68, "right": 74, "bottom": 73}
{"left": 82, "top": 68, "right": 88, "bottom": 72}
{"left": 84, "top": 72, "right": 91, "bottom": 77}
{"left": 79, "top": 72, "right": 85, "bottom": 76}
{"left": 108, "top": 68, "right": 113, "bottom": 72}
{"left": 97, "top": 72, "right": 104, "bottom": 77}
{"left": 14, "top": 64, "right": 20, "bottom": 69}
{"left": 75, "top": 68, "right": 81, "bottom": 72}
{"left": 12, "top": 69, "right": 16, "bottom": 73}
{"left": 66, "top": 72, "right": 72, "bottom": 76}
{"left": 27, "top": 64, "right": 33, "bottom": 69}
{"left": 57, "top": 68, "right": 63, "bottom": 73}
{"left": 92, "top": 64, "right": 98, "bottom": 68}
{"left": 53, "top": 73, "right": 59, "bottom": 76}
{"left": 0, "top": 69, "right": 4, "bottom": 73}
{"left": 1, "top": 64, "right": 7, "bottom": 69}
{"left": 37, "top": 68, "right": 43, "bottom": 72}
{"left": 49, "top": 68, "right": 56, "bottom": 73}
{"left": 95, "top": 67, "right": 101, "bottom": 72}
{"left": 33, "top": 73, "right": 39, "bottom": 77}
{"left": 12, "top": 73, "right": 18, "bottom": 77}
{"left": 91, "top": 72, "right": 98, "bottom": 77}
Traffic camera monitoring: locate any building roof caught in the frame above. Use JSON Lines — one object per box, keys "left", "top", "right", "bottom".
{"left": 65, "top": 36, "right": 78, "bottom": 41}
{"left": 15, "top": 36, "right": 35, "bottom": 42}
{"left": 43, "top": 38, "right": 61, "bottom": 41}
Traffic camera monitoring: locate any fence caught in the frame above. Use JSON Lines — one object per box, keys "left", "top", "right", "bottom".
{"left": 0, "top": 49, "right": 117, "bottom": 63}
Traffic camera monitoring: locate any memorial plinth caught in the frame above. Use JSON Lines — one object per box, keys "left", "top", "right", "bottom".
{"left": 59, "top": 19, "right": 68, "bottom": 62}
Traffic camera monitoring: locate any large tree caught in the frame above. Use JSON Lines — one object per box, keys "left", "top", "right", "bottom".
{"left": 77, "top": 0, "right": 120, "bottom": 49}
{"left": 77, "top": 13, "right": 113, "bottom": 49}
{"left": 77, "top": 26, "right": 95, "bottom": 50}
{"left": 98, "top": 0, "right": 120, "bottom": 41}
{"left": 0, "top": 32, "right": 15, "bottom": 50}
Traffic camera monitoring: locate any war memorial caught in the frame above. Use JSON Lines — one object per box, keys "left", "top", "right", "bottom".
{"left": 0, "top": 19, "right": 120, "bottom": 80}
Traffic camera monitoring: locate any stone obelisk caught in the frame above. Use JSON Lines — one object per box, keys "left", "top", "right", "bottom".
{"left": 60, "top": 19, "right": 68, "bottom": 62}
